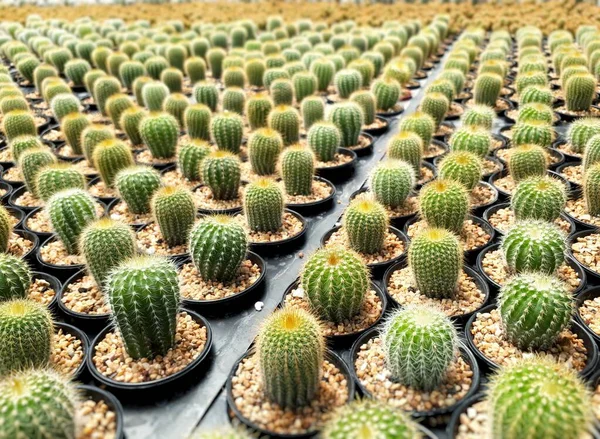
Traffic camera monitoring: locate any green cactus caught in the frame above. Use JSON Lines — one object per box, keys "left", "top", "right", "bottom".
{"left": 487, "top": 357, "right": 593, "bottom": 439}
{"left": 81, "top": 124, "right": 114, "bottom": 165}
{"left": 419, "top": 92, "right": 449, "bottom": 129}
{"left": 210, "top": 111, "right": 243, "bottom": 154}
{"left": 300, "top": 96, "right": 325, "bottom": 131}
{"left": 163, "top": 93, "right": 189, "bottom": 128}
{"left": 343, "top": 195, "right": 388, "bottom": 254}
{"left": 218, "top": 88, "right": 243, "bottom": 115}
{"left": 334, "top": 68, "right": 362, "bottom": 99}
{"left": 515, "top": 71, "right": 548, "bottom": 95}
{"left": 438, "top": 151, "right": 482, "bottom": 191}
{"left": 177, "top": 140, "right": 211, "bottom": 181}
{"left": 119, "top": 106, "right": 145, "bottom": 147}
{"left": 398, "top": 112, "right": 435, "bottom": 149}
{"left": 328, "top": 101, "right": 363, "bottom": 148}
{"left": 461, "top": 105, "right": 496, "bottom": 130}
{"left": 387, "top": 131, "right": 423, "bottom": 173}
{"left": 263, "top": 68, "right": 290, "bottom": 90}
{"left": 517, "top": 103, "right": 554, "bottom": 125}
{"left": 383, "top": 305, "right": 457, "bottom": 390}
{"left": 201, "top": 151, "right": 241, "bottom": 201}
{"left": 279, "top": 145, "right": 315, "bottom": 196}
{"left": 420, "top": 178, "right": 469, "bottom": 233}
{"left": 584, "top": 163, "right": 600, "bottom": 215}
{"left": 306, "top": 121, "right": 341, "bottom": 163}
{"left": 207, "top": 48, "right": 226, "bottom": 80}
{"left": 140, "top": 112, "right": 179, "bottom": 160}
{"left": 348, "top": 59, "right": 374, "bottom": 87}
{"left": 20, "top": 146, "right": 57, "bottom": 197}
{"left": 502, "top": 220, "right": 565, "bottom": 274}
{"left": 247, "top": 128, "right": 283, "bottom": 176}
{"left": 16, "top": 57, "right": 40, "bottom": 84}
{"left": 145, "top": 56, "right": 169, "bottom": 80}
{"left": 59, "top": 112, "right": 89, "bottom": 156}
{"left": 33, "top": 63, "right": 58, "bottom": 94}
{"left": 107, "top": 52, "right": 129, "bottom": 78}
{"left": 107, "top": 255, "right": 179, "bottom": 359}
{"left": 151, "top": 186, "right": 196, "bottom": 247}
{"left": 370, "top": 159, "right": 415, "bottom": 208}
{"left": 567, "top": 118, "right": 600, "bottom": 154}
{"left": 2, "top": 111, "right": 36, "bottom": 143}
{"left": 565, "top": 73, "right": 596, "bottom": 112}
{"left": 269, "top": 79, "right": 293, "bottom": 107}
{"left": 222, "top": 67, "right": 245, "bottom": 89}
{"left": 0, "top": 95, "right": 29, "bottom": 115}
{"left": 189, "top": 215, "right": 248, "bottom": 282}
{"left": 93, "top": 76, "right": 121, "bottom": 116}
{"left": 119, "top": 60, "right": 146, "bottom": 90}
{"left": 245, "top": 93, "right": 273, "bottom": 131}
{"left": 499, "top": 273, "right": 573, "bottom": 350}
{"left": 84, "top": 69, "right": 106, "bottom": 97}
{"left": 47, "top": 188, "right": 98, "bottom": 254}
{"left": 105, "top": 93, "right": 134, "bottom": 130}
{"left": 245, "top": 58, "right": 266, "bottom": 88}
{"left": 0, "top": 369, "right": 78, "bottom": 438}
{"left": 115, "top": 166, "right": 162, "bottom": 215}
{"left": 439, "top": 68, "right": 466, "bottom": 98}
{"left": 0, "top": 254, "right": 31, "bottom": 301}
{"left": 142, "top": 81, "right": 169, "bottom": 112}
{"left": 9, "top": 135, "right": 43, "bottom": 164}
{"left": 268, "top": 105, "right": 300, "bottom": 147}
{"left": 93, "top": 139, "right": 135, "bottom": 187}
{"left": 371, "top": 77, "right": 401, "bottom": 112}
{"left": 310, "top": 58, "right": 335, "bottom": 92}
{"left": 193, "top": 81, "right": 219, "bottom": 112}
{"left": 511, "top": 176, "right": 567, "bottom": 222}
{"left": 244, "top": 177, "right": 285, "bottom": 232}
{"left": 301, "top": 245, "right": 369, "bottom": 321}
{"left": 48, "top": 47, "right": 72, "bottom": 75}
{"left": 185, "top": 57, "right": 207, "bottom": 84}
{"left": 132, "top": 76, "right": 152, "bottom": 105}
{"left": 513, "top": 120, "right": 555, "bottom": 148}
{"left": 292, "top": 72, "right": 317, "bottom": 103}
{"left": 166, "top": 44, "right": 187, "bottom": 71}
{"left": 508, "top": 144, "right": 548, "bottom": 182}
{"left": 351, "top": 90, "right": 376, "bottom": 126}
{"left": 63, "top": 59, "right": 90, "bottom": 89}
{"left": 0, "top": 206, "right": 11, "bottom": 254}
{"left": 448, "top": 125, "right": 492, "bottom": 158}
{"left": 583, "top": 134, "right": 600, "bottom": 171}
{"left": 36, "top": 164, "right": 87, "bottom": 202}
{"left": 42, "top": 80, "right": 72, "bottom": 105}
{"left": 161, "top": 68, "right": 183, "bottom": 94}
{"left": 473, "top": 72, "right": 503, "bottom": 107}
{"left": 408, "top": 227, "right": 462, "bottom": 298}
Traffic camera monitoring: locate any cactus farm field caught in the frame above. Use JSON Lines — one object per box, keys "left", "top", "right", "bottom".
{"left": 7, "top": 1, "right": 600, "bottom": 438}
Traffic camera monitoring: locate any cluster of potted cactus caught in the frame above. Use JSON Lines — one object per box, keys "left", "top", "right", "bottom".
{"left": 1, "top": 7, "right": 600, "bottom": 439}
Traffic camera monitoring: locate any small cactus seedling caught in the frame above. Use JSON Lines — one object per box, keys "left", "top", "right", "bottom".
{"left": 567, "top": 117, "right": 600, "bottom": 154}
{"left": 350, "top": 90, "right": 376, "bottom": 126}
{"left": 0, "top": 299, "right": 53, "bottom": 375}
{"left": 419, "top": 92, "right": 449, "bottom": 129}
{"left": 193, "top": 81, "right": 219, "bottom": 112}
{"left": 177, "top": 140, "right": 211, "bottom": 182}
{"left": 307, "top": 122, "right": 341, "bottom": 163}
{"left": 279, "top": 145, "right": 315, "bottom": 196}
{"left": 372, "top": 77, "right": 401, "bottom": 112}
{"left": 211, "top": 112, "right": 244, "bottom": 154}
{"left": 201, "top": 151, "right": 242, "bottom": 201}
{"left": 61, "top": 112, "right": 90, "bottom": 156}
{"left": 370, "top": 159, "right": 416, "bottom": 208}
{"left": 140, "top": 112, "right": 179, "bottom": 160}
{"left": 328, "top": 101, "right": 364, "bottom": 148}
{"left": 35, "top": 164, "right": 87, "bottom": 202}
{"left": 565, "top": 73, "right": 596, "bottom": 112}
{"left": 301, "top": 245, "right": 369, "bottom": 322}
{"left": 502, "top": 220, "right": 566, "bottom": 274}
{"left": 92, "top": 139, "right": 135, "bottom": 187}
{"left": 387, "top": 131, "right": 423, "bottom": 173}
{"left": 508, "top": 144, "right": 548, "bottom": 182}
{"left": 473, "top": 72, "right": 503, "bottom": 107}
{"left": 438, "top": 151, "right": 483, "bottom": 191}
{"left": 268, "top": 105, "right": 301, "bottom": 146}
{"left": 184, "top": 104, "right": 211, "bottom": 141}
{"left": 93, "top": 76, "right": 121, "bottom": 116}
{"left": 246, "top": 93, "right": 273, "bottom": 131}
{"left": 115, "top": 166, "right": 162, "bottom": 215}
{"left": 448, "top": 125, "right": 492, "bottom": 158}
{"left": 343, "top": 195, "right": 389, "bottom": 254}
{"left": 517, "top": 103, "right": 554, "bottom": 124}
{"left": 0, "top": 254, "right": 32, "bottom": 301}
{"left": 50, "top": 93, "right": 81, "bottom": 122}
{"left": 120, "top": 106, "right": 146, "bottom": 147}
{"left": 461, "top": 104, "right": 496, "bottom": 130}
{"left": 499, "top": 273, "right": 573, "bottom": 350}
{"left": 301, "top": 96, "right": 325, "bottom": 131}
{"left": 244, "top": 178, "right": 285, "bottom": 232}
{"left": 8, "top": 135, "right": 43, "bottom": 164}
{"left": 2, "top": 110, "right": 36, "bottom": 142}
{"left": 152, "top": 186, "right": 196, "bottom": 247}
{"left": 257, "top": 306, "right": 324, "bottom": 408}
{"left": 189, "top": 215, "right": 248, "bottom": 283}
{"left": 383, "top": 305, "right": 458, "bottom": 390}
{"left": 398, "top": 111, "right": 435, "bottom": 149}
{"left": 511, "top": 176, "right": 567, "bottom": 222}
{"left": 419, "top": 179, "right": 469, "bottom": 234}
{"left": 19, "top": 147, "right": 57, "bottom": 197}
{"left": 0, "top": 205, "right": 11, "bottom": 253}
{"left": 107, "top": 256, "right": 180, "bottom": 359}
{"left": 512, "top": 120, "right": 555, "bottom": 148}
{"left": 81, "top": 124, "right": 115, "bottom": 165}
{"left": 248, "top": 128, "right": 283, "bottom": 176}
{"left": 519, "top": 85, "right": 554, "bottom": 106}
{"left": 221, "top": 88, "right": 246, "bottom": 115}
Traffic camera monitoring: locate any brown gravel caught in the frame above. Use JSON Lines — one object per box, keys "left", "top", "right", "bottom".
{"left": 43, "top": 129, "right": 65, "bottom": 143}
{"left": 363, "top": 117, "right": 388, "bottom": 131}
{"left": 324, "top": 228, "right": 405, "bottom": 265}
{"left": 135, "top": 149, "right": 177, "bottom": 165}
{"left": 418, "top": 166, "right": 435, "bottom": 186}
{"left": 231, "top": 354, "right": 348, "bottom": 435}
{"left": 387, "top": 266, "right": 485, "bottom": 317}
{"left": 470, "top": 183, "right": 495, "bottom": 207}
{"left": 28, "top": 277, "right": 56, "bottom": 306}
{"left": 434, "top": 124, "right": 454, "bottom": 139}
{"left": 7, "top": 232, "right": 34, "bottom": 257}
{"left": 108, "top": 200, "right": 153, "bottom": 225}
{"left": 283, "top": 286, "right": 382, "bottom": 336}
{"left": 179, "top": 259, "right": 261, "bottom": 301}
{"left": 378, "top": 103, "right": 404, "bottom": 114}
{"left": 284, "top": 179, "right": 333, "bottom": 205}
{"left": 555, "top": 142, "right": 582, "bottom": 158}
{"left": 579, "top": 297, "right": 600, "bottom": 335}
{"left": 135, "top": 222, "right": 188, "bottom": 256}
{"left": 51, "top": 328, "right": 84, "bottom": 377}
{"left": 566, "top": 197, "right": 600, "bottom": 227}
{"left": 492, "top": 174, "right": 517, "bottom": 194}
{"left": 72, "top": 160, "right": 98, "bottom": 176}
{"left": 483, "top": 158, "right": 502, "bottom": 176}
{"left": 407, "top": 219, "right": 491, "bottom": 251}
{"left": 470, "top": 309, "right": 588, "bottom": 371}
{"left": 355, "top": 337, "right": 473, "bottom": 412}
{"left": 0, "top": 148, "right": 13, "bottom": 162}
{"left": 15, "top": 190, "right": 43, "bottom": 208}
{"left": 0, "top": 188, "right": 7, "bottom": 198}
{"left": 491, "top": 137, "right": 504, "bottom": 151}
{"left": 39, "top": 240, "right": 85, "bottom": 266}
{"left": 88, "top": 181, "right": 117, "bottom": 198}
{"left": 346, "top": 134, "right": 373, "bottom": 151}
{"left": 161, "top": 169, "right": 199, "bottom": 190}
{"left": 572, "top": 233, "right": 600, "bottom": 274}
{"left": 456, "top": 400, "right": 488, "bottom": 439}
{"left": 559, "top": 163, "right": 583, "bottom": 186}
{"left": 481, "top": 249, "right": 581, "bottom": 292}
{"left": 93, "top": 312, "right": 208, "bottom": 383}
{"left": 315, "top": 152, "right": 354, "bottom": 169}
{"left": 193, "top": 185, "right": 243, "bottom": 211}
{"left": 2, "top": 166, "right": 23, "bottom": 182}
{"left": 466, "top": 98, "right": 510, "bottom": 112}
{"left": 448, "top": 102, "right": 465, "bottom": 118}
{"left": 555, "top": 106, "right": 600, "bottom": 118}
{"left": 77, "top": 398, "right": 118, "bottom": 439}
{"left": 423, "top": 141, "right": 447, "bottom": 159}
{"left": 488, "top": 207, "right": 572, "bottom": 234}
{"left": 55, "top": 144, "right": 82, "bottom": 158}
{"left": 379, "top": 195, "right": 419, "bottom": 219}
{"left": 238, "top": 211, "right": 305, "bottom": 244}
{"left": 62, "top": 274, "right": 109, "bottom": 315}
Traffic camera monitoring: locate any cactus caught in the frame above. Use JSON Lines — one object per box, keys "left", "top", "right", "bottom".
{"left": 115, "top": 166, "right": 162, "bottom": 215}
{"left": 508, "top": 144, "right": 548, "bottom": 182}
{"left": 248, "top": 128, "right": 283, "bottom": 176}
{"left": 222, "top": 67, "right": 246, "bottom": 89}
{"left": 151, "top": 186, "right": 196, "bottom": 247}
{"left": 9, "top": 135, "right": 44, "bottom": 164}
{"left": 268, "top": 105, "right": 300, "bottom": 146}
{"left": 0, "top": 206, "right": 11, "bottom": 254}
{"left": 328, "top": 101, "right": 363, "bottom": 148}
{"left": 144, "top": 56, "right": 169, "bottom": 80}
{"left": 263, "top": 68, "right": 290, "bottom": 90}
{"left": 2, "top": 111, "right": 36, "bottom": 142}
{"left": 292, "top": 72, "right": 317, "bottom": 103}
{"left": 583, "top": 134, "right": 600, "bottom": 171}
{"left": 81, "top": 124, "right": 114, "bottom": 166}
{"left": 64, "top": 60, "right": 90, "bottom": 88}
{"left": 20, "top": 146, "right": 57, "bottom": 197}
{"left": 93, "top": 139, "right": 135, "bottom": 187}
{"left": 189, "top": 215, "right": 248, "bottom": 282}
{"left": 322, "top": 399, "right": 421, "bottom": 439}
{"left": 142, "top": 81, "right": 169, "bottom": 112}
{"left": 419, "top": 179, "right": 469, "bottom": 234}
{"left": 120, "top": 106, "right": 145, "bottom": 147}
{"left": 193, "top": 81, "right": 219, "bottom": 112}
{"left": 80, "top": 218, "right": 136, "bottom": 288}
{"left": 515, "top": 71, "right": 548, "bottom": 95}
{"left": 185, "top": 57, "right": 207, "bottom": 84}
{"left": 343, "top": 195, "right": 388, "bottom": 254}
{"left": 584, "top": 163, "right": 600, "bottom": 215}
{"left": 0, "top": 369, "right": 78, "bottom": 438}
{"left": 438, "top": 151, "right": 482, "bottom": 191}
{"left": 0, "top": 95, "right": 28, "bottom": 115}
{"left": 166, "top": 44, "right": 187, "bottom": 71}
{"left": 449, "top": 125, "right": 492, "bottom": 158}
{"left": 511, "top": 176, "right": 567, "bottom": 222}
{"left": 36, "top": 164, "right": 87, "bottom": 202}
{"left": 164, "top": 93, "right": 189, "bottom": 128}
{"left": 93, "top": 76, "right": 121, "bottom": 117}
{"left": 419, "top": 92, "right": 449, "bottom": 129}
{"left": 383, "top": 305, "right": 457, "bottom": 390}
{"left": 439, "top": 68, "right": 466, "bottom": 98}
{"left": 0, "top": 299, "right": 53, "bottom": 375}
{"left": 16, "top": 57, "right": 40, "bottom": 84}
{"left": 301, "top": 245, "right": 369, "bottom": 321}
{"left": 408, "top": 227, "right": 462, "bottom": 298}
{"left": 280, "top": 145, "right": 315, "bottom": 196}
{"left": 398, "top": 112, "right": 435, "bottom": 149}
{"left": 307, "top": 121, "right": 341, "bottom": 163}
{"left": 84, "top": 69, "right": 106, "bottom": 97}
{"left": 244, "top": 178, "right": 285, "bottom": 232}
{"left": 270, "top": 79, "right": 294, "bottom": 106}
{"left": 132, "top": 76, "right": 152, "bottom": 105}
{"left": 370, "top": 159, "right": 415, "bottom": 208}
{"left": 520, "top": 85, "right": 554, "bottom": 106}
{"left": 351, "top": 90, "right": 376, "bottom": 126}
{"left": 48, "top": 47, "right": 72, "bottom": 74}
{"left": 59, "top": 112, "right": 89, "bottom": 156}
{"left": 473, "top": 72, "right": 503, "bottom": 107}
{"left": 301, "top": 96, "right": 325, "bottom": 131}
{"left": 502, "top": 220, "right": 565, "bottom": 274}
{"left": 310, "top": 58, "right": 335, "bottom": 92}
{"left": 33, "top": 63, "right": 58, "bottom": 94}
{"left": 107, "top": 255, "right": 179, "bottom": 359}
{"left": 47, "top": 188, "right": 98, "bottom": 254}
{"left": 372, "top": 77, "right": 401, "bottom": 112}
{"left": 107, "top": 52, "right": 129, "bottom": 78}
{"left": 426, "top": 79, "right": 456, "bottom": 103}
{"left": 499, "top": 273, "right": 573, "bottom": 350}
{"left": 0, "top": 254, "right": 31, "bottom": 301}
{"left": 349, "top": 59, "right": 374, "bottom": 87}
{"left": 565, "top": 73, "right": 596, "bottom": 112}
{"left": 207, "top": 48, "right": 226, "bottom": 80}
{"left": 42, "top": 80, "right": 72, "bottom": 105}
{"left": 140, "top": 112, "right": 179, "bottom": 160}
{"left": 161, "top": 68, "right": 183, "bottom": 93}
{"left": 513, "top": 120, "right": 555, "bottom": 148}
{"left": 245, "top": 58, "right": 266, "bottom": 88}
{"left": 178, "top": 140, "right": 211, "bottom": 181}
{"left": 517, "top": 103, "right": 554, "bottom": 125}
{"left": 461, "top": 105, "right": 496, "bottom": 130}
{"left": 387, "top": 131, "right": 423, "bottom": 173}
{"left": 201, "top": 151, "right": 241, "bottom": 201}
{"left": 105, "top": 94, "right": 134, "bottom": 130}
{"left": 210, "top": 111, "right": 244, "bottom": 154}
{"left": 184, "top": 104, "right": 212, "bottom": 142}
{"left": 334, "top": 68, "right": 362, "bottom": 99}
{"left": 119, "top": 60, "right": 146, "bottom": 90}
{"left": 567, "top": 118, "right": 600, "bottom": 154}
{"left": 246, "top": 93, "right": 273, "bottom": 131}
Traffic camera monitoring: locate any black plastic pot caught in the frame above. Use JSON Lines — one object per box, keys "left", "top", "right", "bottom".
{"left": 0, "top": 181, "right": 11, "bottom": 204}
{"left": 476, "top": 243, "right": 586, "bottom": 297}
{"left": 575, "top": 286, "right": 600, "bottom": 348}
{"left": 55, "top": 321, "right": 89, "bottom": 381}
{"left": 36, "top": 234, "right": 85, "bottom": 283}
{"left": 9, "top": 185, "right": 42, "bottom": 213}
{"left": 350, "top": 328, "right": 481, "bottom": 419}
{"left": 383, "top": 260, "right": 490, "bottom": 326}
{"left": 32, "top": 270, "right": 61, "bottom": 311}
{"left": 433, "top": 122, "right": 455, "bottom": 142}
{"left": 569, "top": 230, "right": 600, "bottom": 283}
{"left": 285, "top": 177, "right": 336, "bottom": 215}
{"left": 552, "top": 139, "right": 581, "bottom": 163}
{"left": 347, "top": 132, "right": 374, "bottom": 157}
{"left": 445, "top": 102, "right": 466, "bottom": 121}
{"left": 406, "top": 78, "right": 422, "bottom": 89}
{"left": 13, "top": 229, "right": 39, "bottom": 263}
{"left": 6, "top": 205, "right": 24, "bottom": 229}
{"left": 423, "top": 139, "right": 449, "bottom": 164}
{"left": 0, "top": 163, "right": 23, "bottom": 187}
{"left": 465, "top": 304, "right": 599, "bottom": 379}
{"left": 193, "top": 184, "right": 244, "bottom": 216}
{"left": 76, "top": 385, "right": 125, "bottom": 439}
{"left": 179, "top": 251, "right": 267, "bottom": 311}
{"left": 483, "top": 203, "right": 576, "bottom": 237}
{"left": 376, "top": 105, "right": 404, "bottom": 117}
{"left": 555, "top": 105, "right": 600, "bottom": 123}
{"left": 246, "top": 209, "right": 307, "bottom": 255}
{"left": 23, "top": 206, "right": 54, "bottom": 241}
{"left": 57, "top": 269, "right": 111, "bottom": 331}
{"left": 320, "top": 225, "right": 409, "bottom": 276}
{"left": 446, "top": 393, "right": 485, "bottom": 438}
{"left": 315, "top": 147, "right": 357, "bottom": 182}
{"left": 362, "top": 116, "right": 390, "bottom": 136}
{"left": 226, "top": 349, "right": 354, "bottom": 438}
{"left": 563, "top": 192, "right": 600, "bottom": 232}
{"left": 87, "top": 310, "right": 212, "bottom": 396}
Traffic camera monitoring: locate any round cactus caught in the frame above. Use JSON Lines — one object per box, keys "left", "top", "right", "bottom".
{"left": 387, "top": 131, "right": 423, "bottom": 173}
{"left": 371, "top": 77, "right": 401, "bottom": 112}
{"left": 516, "top": 71, "right": 548, "bottom": 95}
{"left": 280, "top": 145, "right": 315, "bottom": 196}
{"left": 81, "top": 124, "right": 114, "bottom": 165}
{"left": 65, "top": 59, "right": 91, "bottom": 88}
{"left": 502, "top": 220, "right": 566, "bottom": 274}
{"left": 84, "top": 69, "right": 107, "bottom": 97}
{"left": 152, "top": 186, "right": 196, "bottom": 247}
{"left": 93, "top": 76, "right": 121, "bottom": 116}
{"left": 0, "top": 206, "right": 11, "bottom": 254}
{"left": 263, "top": 68, "right": 290, "bottom": 90}
{"left": 583, "top": 134, "right": 600, "bottom": 171}
{"left": 343, "top": 195, "right": 389, "bottom": 254}
{"left": 201, "top": 151, "right": 241, "bottom": 201}
{"left": 185, "top": 57, "right": 207, "bottom": 84}
{"left": 306, "top": 122, "right": 340, "bottom": 163}
{"left": 0, "top": 95, "right": 29, "bottom": 115}
{"left": 244, "top": 178, "right": 285, "bottom": 232}
{"left": 300, "top": 96, "right": 324, "bottom": 131}
{"left": 499, "top": 273, "right": 573, "bottom": 350}
{"left": 512, "top": 120, "right": 555, "bottom": 148}
{"left": 145, "top": 56, "right": 169, "bottom": 80}
{"left": 565, "top": 73, "right": 596, "bottom": 112}
{"left": 36, "top": 164, "right": 87, "bottom": 202}
{"left": 33, "top": 63, "right": 58, "bottom": 94}
{"left": 301, "top": 245, "right": 369, "bottom": 321}
{"left": 222, "top": 67, "right": 246, "bottom": 89}
{"left": 334, "top": 68, "right": 362, "bottom": 99}
{"left": 473, "top": 72, "right": 503, "bottom": 107}
{"left": 292, "top": 71, "right": 317, "bottom": 103}
{"left": 448, "top": 125, "right": 491, "bottom": 158}
{"left": 246, "top": 93, "right": 273, "bottom": 131}
{"left": 222, "top": 88, "right": 246, "bottom": 115}
{"left": 177, "top": 140, "right": 211, "bottom": 182}
{"left": 2, "top": 110, "right": 36, "bottom": 142}
{"left": 107, "top": 255, "right": 180, "bottom": 359}
{"left": 19, "top": 147, "right": 57, "bottom": 197}
{"left": 311, "top": 58, "right": 335, "bottom": 92}
{"left": 9, "top": 135, "right": 44, "bottom": 164}
{"left": 106, "top": 93, "right": 134, "bottom": 130}
{"left": 567, "top": 117, "right": 600, "bottom": 154}
{"left": 115, "top": 166, "right": 162, "bottom": 215}
{"left": 49, "top": 93, "right": 81, "bottom": 123}
{"left": 438, "top": 151, "right": 482, "bottom": 191}
{"left": 0, "top": 254, "right": 31, "bottom": 301}
{"left": 398, "top": 112, "right": 435, "bottom": 149}
{"left": 419, "top": 92, "right": 449, "bottom": 129}
{"left": 211, "top": 111, "right": 244, "bottom": 154}
{"left": 184, "top": 104, "right": 211, "bottom": 141}
{"left": 520, "top": 85, "right": 554, "bottom": 106}
{"left": 59, "top": 112, "right": 89, "bottom": 156}
{"left": 16, "top": 57, "right": 40, "bottom": 84}
{"left": 419, "top": 179, "right": 469, "bottom": 234}
{"left": 193, "top": 81, "right": 219, "bottom": 112}
{"left": 508, "top": 144, "right": 548, "bottom": 182}
{"left": 189, "top": 215, "right": 248, "bottom": 283}
{"left": 132, "top": 76, "right": 152, "bottom": 105}
{"left": 207, "top": 48, "right": 226, "bottom": 80}
{"left": 370, "top": 159, "right": 415, "bottom": 208}
{"left": 517, "top": 103, "right": 554, "bottom": 124}
{"left": 351, "top": 90, "right": 376, "bottom": 126}
{"left": 163, "top": 93, "right": 189, "bottom": 128}
{"left": 245, "top": 58, "right": 266, "bottom": 88}
{"left": 140, "top": 112, "right": 179, "bottom": 160}
{"left": 142, "top": 81, "right": 169, "bottom": 112}
{"left": 511, "top": 176, "right": 567, "bottom": 222}
{"left": 257, "top": 306, "right": 324, "bottom": 408}
{"left": 268, "top": 105, "right": 300, "bottom": 146}
{"left": 270, "top": 79, "right": 294, "bottom": 106}
{"left": 119, "top": 60, "right": 146, "bottom": 90}
{"left": 248, "top": 128, "right": 283, "bottom": 176}
{"left": 328, "top": 101, "right": 364, "bottom": 148}
{"left": 93, "top": 139, "right": 135, "bottom": 187}
{"left": 161, "top": 68, "right": 183, "bottom": 93}
{"left": 461, "top": 104, "right": 496, "bottom": 130}
{"left": 383, "top": 305, "right": 458, "bottom": 390}
{"left": 584, "top": 163, "right": 600, "bottom": 216}
{"left": 120, "top": 106, "right": 145, "bottom": 147}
